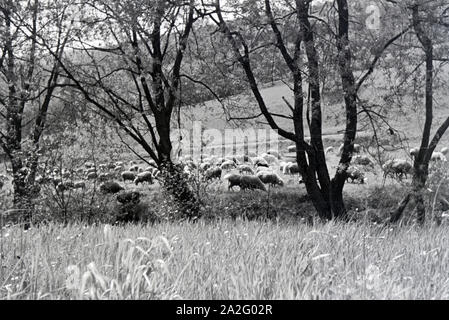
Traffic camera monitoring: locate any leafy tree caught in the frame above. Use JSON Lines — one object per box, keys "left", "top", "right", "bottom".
{"left": 389, "top": 0, "right": 449, "bottom": 224}
{"left": 40, "top": 0, "right": 205, "bottom": 219}
{"left": 208, "top": 0, "right": 410, "bottom": 220}
{"left": 0, "top": 0, "right": 74, "bottom": 223}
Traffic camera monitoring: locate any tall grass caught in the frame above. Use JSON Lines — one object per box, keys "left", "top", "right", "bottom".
{"left": 1, "top": 219, "right": 449, "bottom": 299}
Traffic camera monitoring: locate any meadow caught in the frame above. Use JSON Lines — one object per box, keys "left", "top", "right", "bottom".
{"left": 1, "top": 218, "right": 449, "bottom": 300}
{"left": 1, "top": 81, "right": 449, "bottom": 300}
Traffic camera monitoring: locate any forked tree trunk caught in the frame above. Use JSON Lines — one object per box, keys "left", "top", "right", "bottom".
{"left": 389, "top": 4, "right": 449, "bottom": 225}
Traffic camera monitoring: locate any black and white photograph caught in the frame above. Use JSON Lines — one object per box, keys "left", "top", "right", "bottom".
{"left": 1, "top": 0, "right": 449, "bottom": 302}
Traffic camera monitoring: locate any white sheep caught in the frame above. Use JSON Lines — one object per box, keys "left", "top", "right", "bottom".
{"left": 256, "top": 166, "right": 272, "bottom": 174}
{"left": 220, "top": 160, "right": 237, "bottom": 170}
{"left": 238, "top": 164, "right": 254, "bottom": 175}
{"left": 266, "top": 149, "right": 281, "bottom": 159}
{"left": 431, "top": 151, "right": 447, "bottom": 162}
{"left": 261, "top": 153, "right": 278, "bottom": 165}
{"left": 134, "top": 171, "right": 153, "bottom": 185}
{"left": 252, "top": 157, "right": 269, "bottom": 168}
{"left": 129, "top": 165, "right": 140, "bottom": 172}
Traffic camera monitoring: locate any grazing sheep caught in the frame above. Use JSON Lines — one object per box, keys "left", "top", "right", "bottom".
{"left": 239, "top": 175, "right": 267, "bottom": 192}
{"left": 287, "top": 145, "right": 296, "bottom": 153}
{"left": 220, "top": 160, "right": 237, "bottom": 170}
{"left": 238, "top": 164, "right": 254, "bottom": 175}
{"left": 440, "top": 147, "right": 449, "bottom": 155}
{"left": 346, "top": 166, "right": 365, "bottom": 184}
{"left": 225, "top": 155, "right": 240, "bottom": 164}
{"left": 204, "top": 166, "right": 222, "bottom": 180}
{"left": 224, "top": 173, "right": 266, "bottom": 192}
{"left": 235, "top": 154, "right": 253, "bottom": 164}
{"left": 223, "top": 173, "right": 241, "bottom": 191}
{"left": 431, "top": 151, "right": 447, "bottom": 162}
{"left": 382, "top": 159, "right": 412, "bottom": 182}
{"left": 253, "top": 157, "right": 269, "bottom": 168}
{"left": 134, "top": 171, "right": 153, "bottom": 185}
{"left": 129, "top": 165, "right": 140, "bottom": 172}
{"left": 256, "top": 171, "right": 284, "bottom": 187}
{"left": 352, "top": 155, "right": 374, "bottom": 167}
{"left": 121, "top": 171, "right": 136, "bottom": 182}
{"left": 261, "top": 153, "right": 278, "bottom": 165}
{"left": 325, "top": 146, "right": 334, "bottom": 155}
{"left": 267, "top": 149, "right": 281, "bottom": 159}
{"left": 256, "top": 166, "right": 272, "bottom": 174}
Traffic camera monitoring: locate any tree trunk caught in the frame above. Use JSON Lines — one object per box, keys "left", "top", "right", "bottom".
{"left": 156, "top": 118, "right": 200, "bottom": 219}
{"left": 159, "top": 159, "right": 201, "bottom": 220}
{"left": 390, "top": 164, "right": 428, "bottom": 224}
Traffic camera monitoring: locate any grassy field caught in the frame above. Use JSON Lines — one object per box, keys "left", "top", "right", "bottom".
{"left": 1, "top": 219, "right": 449, "bottom": 299}
{"left": 1, "top": 68, "right": 448, "bottom": 300}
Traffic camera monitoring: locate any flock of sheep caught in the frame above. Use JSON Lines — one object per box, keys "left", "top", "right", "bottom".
{"left": 1, "top": 142, "right": 448, "bottom": 198}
